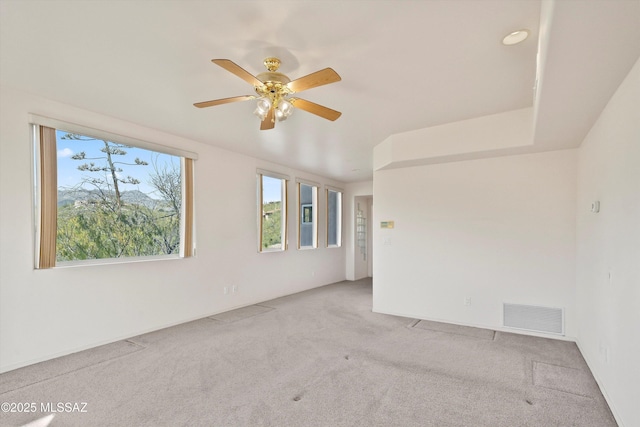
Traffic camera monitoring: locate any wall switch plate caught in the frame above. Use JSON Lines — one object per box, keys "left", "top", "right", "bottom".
{"left": 232, "top": 285, "right": 238, "bottom": 293}
{"left": 223, "top": 286, "right": 228, "bottom": 295}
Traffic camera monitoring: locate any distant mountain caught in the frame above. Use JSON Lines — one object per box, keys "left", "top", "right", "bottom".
{"left": 121, "top": 190, "right": 159, "bottom": 207}
{"left": 58, "top": 188, "right": 161, "bottom": 209}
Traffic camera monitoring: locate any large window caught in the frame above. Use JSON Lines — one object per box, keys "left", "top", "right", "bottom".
{"left": 258, "top": 171, "right": 288, "bottom": 252}
{"left": 326, "top": 187, "right": 343, "bottom": 247}
{"left": 297, "top": 180, "right": 318, "bottom": 249}
{"left": 33, "top": 120, "right": 195, "bottom": 268}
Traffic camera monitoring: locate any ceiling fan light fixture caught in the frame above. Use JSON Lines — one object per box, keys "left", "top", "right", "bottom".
{"left": 256, "top": 96, "right": 272, "bottom": 112}
{"left": 254, "top": 96, "right": 272, "bottom": 120}
{"left": 275, "top": 109, "right": 286, "bottom": 122}
{"left": 275, "top": 99, "right": 293, "bottom": 121}
{"left": 254, "top": 108, "right": 268, "bottom": 121}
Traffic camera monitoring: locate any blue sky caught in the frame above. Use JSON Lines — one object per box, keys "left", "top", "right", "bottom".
{"left": 56, "top": 130, "right": 178, "bottom": 197}
{"left": 262, "top": 175, "right": 283, "bottom": 204}
{"left": 56, "top": 130, "right": 281, "bottom": 203}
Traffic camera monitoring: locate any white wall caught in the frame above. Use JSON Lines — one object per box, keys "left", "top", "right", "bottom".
{"left": 373, "top": 149, "right": 577, "bottom": 337}
{"left": 575, "top": 57, "right": 640, "bottom": 427}
{"left": 0, "top": 87, "right": 346, "bottom": 372}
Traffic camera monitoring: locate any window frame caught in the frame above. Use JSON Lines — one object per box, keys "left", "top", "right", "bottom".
{"left": 326, "top": 186, "right": 343, "bottom": 248}
{"left": 31, "top": 116, "right": 197, "bottom": 268}
{"left": 257, "top": 169, "right": 289, "bottom": 253}
{"left": 296, "top": 178, "right": 319, "bottom": 250}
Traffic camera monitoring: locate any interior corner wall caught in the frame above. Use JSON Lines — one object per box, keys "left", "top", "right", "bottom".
{"left": 373, "top": 149, "right": 577, "bottom": 337}
{"left": 0, "top": 87, "right": 346, "bottom": 373}
{"left": 575, "top": 57, "right": 640, "bottom": 427}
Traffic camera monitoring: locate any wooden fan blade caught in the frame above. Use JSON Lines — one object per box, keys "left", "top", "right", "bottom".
{"left": 212, "top": 59, "right": 265, "bottom": 88}
{"left": 260, "top": 108, "right": 275, "bottom": 130}
{"left": 290, "top": 98, "right": 342, "bottom": 121}
{"left": 286, "top": 68, "right": 341, "bottom": 93}
{"left": 193, "top": 95, "right": 255, "bottom": 108}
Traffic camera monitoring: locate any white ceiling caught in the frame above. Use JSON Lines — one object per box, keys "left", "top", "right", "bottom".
{"left": 1, "top": 0, "right": 638, "bottom": 183}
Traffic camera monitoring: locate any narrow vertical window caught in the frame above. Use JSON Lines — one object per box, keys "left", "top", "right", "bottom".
{"left": 258, "top": 171, "right": 288, "bottom": 252}
{"left": 297, "top": 180, "right": 318, "bottom": 249}
{"left": 326, "top": 188, "right": 342, "bottom": 247}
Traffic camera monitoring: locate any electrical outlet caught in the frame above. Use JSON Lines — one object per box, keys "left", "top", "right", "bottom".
{"left": 464, "top": 297, "right": 471, "bottom": 306}
{"left": 223, "top": 286, "right": 228, "bottom": 295}
{"left": 232, "top": 285, "right": 238, "bottom": 293}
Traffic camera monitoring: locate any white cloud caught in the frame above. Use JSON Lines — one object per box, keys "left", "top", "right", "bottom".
{"left": 57, "top": 147, "right": 74, "bottom": 158}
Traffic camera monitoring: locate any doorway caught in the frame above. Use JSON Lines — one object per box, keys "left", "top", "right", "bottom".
{"left": 354, "top": 196, "right": 373, "bottom": 279}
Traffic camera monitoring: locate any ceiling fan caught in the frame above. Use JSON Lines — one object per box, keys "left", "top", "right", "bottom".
{"left": 194, "top": 57, "right": 342, "bottom": 130}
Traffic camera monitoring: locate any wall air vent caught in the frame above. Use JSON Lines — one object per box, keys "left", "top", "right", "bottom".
{"left": 503, "top": 303, "right": 564, "bottom": 335}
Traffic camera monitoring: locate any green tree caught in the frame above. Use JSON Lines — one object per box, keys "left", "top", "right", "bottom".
{"left": 147, "top": 156, "right": 181, "bottom": 254}
{"left": 262, "top": 201, "right": 282, "bottom": 249}
{"left": 149, "top": 156, "right": 181, "bottom": 214}
{"left": 62, "top": 134, "right": 148, "bottom": 208}
{"left": 55, "top": 135, "right": 182, "bottom": 261}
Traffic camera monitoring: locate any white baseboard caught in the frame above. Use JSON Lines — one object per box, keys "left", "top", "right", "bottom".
{"left": 372, "top": 307, "right": 577, "bottom": 341}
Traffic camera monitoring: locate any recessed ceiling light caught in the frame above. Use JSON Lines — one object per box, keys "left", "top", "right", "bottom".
{"left": 502, "top": 29, "right": 530, "bottom": 46}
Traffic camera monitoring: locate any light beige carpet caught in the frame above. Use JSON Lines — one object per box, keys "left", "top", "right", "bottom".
{"left": 0, "top": 278, "right": 616, "bottom": 426}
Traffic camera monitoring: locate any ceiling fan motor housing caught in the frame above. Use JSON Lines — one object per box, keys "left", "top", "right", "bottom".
{"left": 256, "top": 66, "right": 292, "bottom": 108}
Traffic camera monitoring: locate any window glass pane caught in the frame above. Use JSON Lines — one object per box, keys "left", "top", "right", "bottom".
{"left": 327, "top": 189, "right": 342, "bottom": 247}
{"left": 298, "top": 183, "right": 317, "bottom": 249}
{"left": 55, "top": 130, "right": 182, "bottom": 261}
{"left": 261, "top": 175, "right": 286, "bottom": 251}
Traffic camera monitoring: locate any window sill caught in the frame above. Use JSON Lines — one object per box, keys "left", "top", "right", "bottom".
{"left": 49, "top": 254, "right": 182, "bottom": 269}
